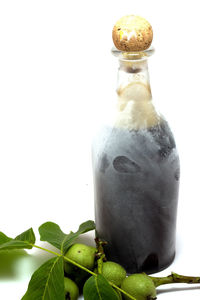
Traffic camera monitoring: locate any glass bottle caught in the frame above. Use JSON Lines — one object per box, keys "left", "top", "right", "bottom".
{"left": 92, "top": 47, "right": 180, "bottom": 274}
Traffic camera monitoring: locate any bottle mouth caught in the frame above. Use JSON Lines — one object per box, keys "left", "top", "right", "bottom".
{"left": 111, "top": 46, "right": 155, "bottom": 61}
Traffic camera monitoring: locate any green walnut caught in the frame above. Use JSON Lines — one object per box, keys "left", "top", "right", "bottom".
{"left": 64, "top": 277, "right": 79, "bottom": 300}
{"left": 101, "top": 261, "right": 126, "bottom": 286}
{"left": 64, "top": 243, "right": 97, "bottom": 274}
{"left": 121, "top": 273, "right": 157, "bottom": 300}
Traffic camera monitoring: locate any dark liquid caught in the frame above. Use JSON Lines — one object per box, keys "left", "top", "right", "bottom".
{"left": 93, "top": 120, "right": 180, "bottom": 274}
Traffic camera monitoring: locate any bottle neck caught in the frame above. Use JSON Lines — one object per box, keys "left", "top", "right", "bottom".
{"left": 115, "top": 58, "right": 160, "bottom": 130}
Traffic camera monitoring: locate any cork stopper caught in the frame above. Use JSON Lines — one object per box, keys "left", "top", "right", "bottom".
{"left": 112, "top": 15, "right": 153, "bottom": 52}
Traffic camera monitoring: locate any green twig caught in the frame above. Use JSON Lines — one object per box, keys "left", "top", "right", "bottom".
{"left": 97, "top": 254, "right": 105, "bottom": 274}
{"left": 95, "top": 237, "right": 107, "bottom": 260}
{"left": 150, "top": 272, "right": 200, "bottom": 288}
{"left": 95, "top": 238, "right": 106, "bottom": 274}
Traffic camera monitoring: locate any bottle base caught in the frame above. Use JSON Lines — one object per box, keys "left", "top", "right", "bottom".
{"left": 126, "top": 252, "right": 176, "bottom": 275}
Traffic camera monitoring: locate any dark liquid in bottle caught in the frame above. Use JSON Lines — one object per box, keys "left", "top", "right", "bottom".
{"left": 93, "top": 119, "right": 180, "bottom": 274}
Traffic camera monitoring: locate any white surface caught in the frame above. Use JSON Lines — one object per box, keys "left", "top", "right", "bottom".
{"left": 0, "top": 0, "right": 200, "bottom": 299}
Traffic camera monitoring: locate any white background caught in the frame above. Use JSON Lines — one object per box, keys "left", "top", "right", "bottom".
{"left": 0, "top": 0, "right": 200, "bottom": 299}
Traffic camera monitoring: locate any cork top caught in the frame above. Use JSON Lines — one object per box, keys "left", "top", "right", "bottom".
{"left": 112, "top": 15, "right": 153, "bottom": 52}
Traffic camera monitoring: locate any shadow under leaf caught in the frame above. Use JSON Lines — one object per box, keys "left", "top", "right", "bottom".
{"left": 157, "top": 285, "right": 200, "bottom": 295}
{"left": 0, "top": 249, "right": 28, "bottom": 279}
{"left": 0, "top": 243, "right": 55, "bottom": 281}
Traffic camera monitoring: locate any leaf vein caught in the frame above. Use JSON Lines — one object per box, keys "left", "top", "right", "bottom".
{"left": 95, "top": 276, "right": 103, "bottom": 300}
{"left": 42, "top": 257, "right": 60, "bottom": 300}
{"left": 61, "top": 235, "right": 70, "bottom": 254}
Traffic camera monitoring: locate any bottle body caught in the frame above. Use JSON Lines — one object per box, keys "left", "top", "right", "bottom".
{"left": 93, "top": 120, "right": 179, "bottom": 274}
{"left": 92, "top": 54, "right": 180, "bottom": 274}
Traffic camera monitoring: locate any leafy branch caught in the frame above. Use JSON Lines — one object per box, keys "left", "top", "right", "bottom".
{"left": 1, "top": 221, "right": 200, "bottom": 300}
{"left": 0, "top": 221, "right": 136, "bottom": 300}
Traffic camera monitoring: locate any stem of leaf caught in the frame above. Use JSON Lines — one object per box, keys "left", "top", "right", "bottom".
{"left": 32, "top": 244, "right": 136, "bottom": 300}
{"left": 111, "top": 282, "right": 137, "bottom": 300}
{"left": 32, "top": 244, "right": 62, "bottom": 257}
{"left": 32, "top": 244, "right": 96, "bottom": 276}
{"left": 63, "top": 256, "right": 97, "bottom": 277}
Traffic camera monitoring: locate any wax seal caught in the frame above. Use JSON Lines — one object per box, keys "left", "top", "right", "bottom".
{"left": 112, "top": 15, "right": 153, "bottom": 52}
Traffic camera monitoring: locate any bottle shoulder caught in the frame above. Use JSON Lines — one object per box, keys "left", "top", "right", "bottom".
{"left": 92, "top": 118, "right": 179, "bottom": 161}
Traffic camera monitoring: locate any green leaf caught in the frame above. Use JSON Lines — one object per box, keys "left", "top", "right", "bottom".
{"left": 0, "top": 228, "right": 36, "bottom": 251}
{"left": 15, "top": 227, "right": 36, "bottom": 244}
{"left": 21, "top": 256, "right": 65, "bottom": 300}
{"left": 39, "top": 220, "right": 95, "bottom": 254}
{"left": 83, "top": 274, "right": 119, "bottom": 300}
{"left": 39, "top": 222, "right": 66, "bottom": 250}
{"left": 62, "top": 220, "right": 96, "bottom": 254}
{"left": 0, "top": 232, "right": 12, "bottom": 245}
